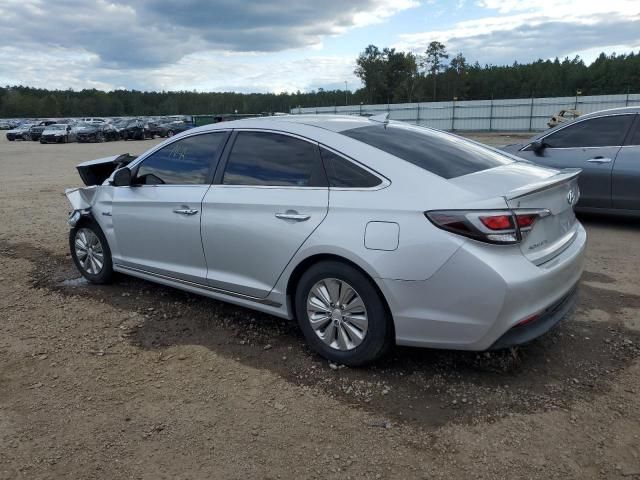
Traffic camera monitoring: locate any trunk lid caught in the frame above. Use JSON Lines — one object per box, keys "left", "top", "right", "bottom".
{"left": 450, "top": 162, "right": 581, "bottom": 265}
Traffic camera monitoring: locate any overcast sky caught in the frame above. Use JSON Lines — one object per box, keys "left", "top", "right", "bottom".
{"left": 1, "top": 0, "right": 638, "bottom": 93}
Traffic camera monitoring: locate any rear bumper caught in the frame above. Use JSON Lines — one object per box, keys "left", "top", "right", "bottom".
{"left": 378, "top": 223, "right": 586, "bottom": 350}
{"left": 488, "top": 284, "right": 578, "bottom": 349}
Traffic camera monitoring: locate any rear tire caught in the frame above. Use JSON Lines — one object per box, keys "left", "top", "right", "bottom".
{"left": 69, "top": 220, "right": 114, "bottom": 284}
{"left": 295, "top": 261, "right": 392, "bottom": 366}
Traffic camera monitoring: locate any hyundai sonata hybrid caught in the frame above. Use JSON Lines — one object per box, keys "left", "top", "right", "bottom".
{"left": 65, "top": 115, "right": 585, "bottom": 365}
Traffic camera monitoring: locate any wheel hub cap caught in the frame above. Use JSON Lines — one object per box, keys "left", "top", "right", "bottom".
{"left": 306, "top": 278, "right": 368, "bottom": 351}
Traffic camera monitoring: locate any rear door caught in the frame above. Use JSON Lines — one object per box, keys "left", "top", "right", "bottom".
{"left": 201, "top": 130, "right": 329, "bottom": 298}
{"left": 516, "top": 114, "right": 635, "bottom": 208}
{"left": 112, "top": 131, "right": 229, "bottom": 283}
{"left": 612, "top": 114, "right": 640, "bottom": 211}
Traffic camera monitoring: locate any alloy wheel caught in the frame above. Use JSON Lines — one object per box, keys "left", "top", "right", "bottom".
{"left": 74, "top": 228, "right": 104, "bottom": 275}
{"left": 306, "top": 278, "right": 368, "bottom": 351}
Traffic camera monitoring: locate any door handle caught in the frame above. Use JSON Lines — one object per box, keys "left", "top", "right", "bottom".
{"left": 275, "top": 211, "right": 310, "bottom": 222}
{"left": 587, "top": 157, "right": 612, "bottom": 164}
{"left": 173, "top": 208, "right": 199, "bottom": 216}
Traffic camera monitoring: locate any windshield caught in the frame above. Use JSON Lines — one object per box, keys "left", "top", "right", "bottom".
{"left": 341, "top": 122, "right": 513, "bottom": 179}
{"left": 49, "top": 124, "right": 67, "bottom": 130}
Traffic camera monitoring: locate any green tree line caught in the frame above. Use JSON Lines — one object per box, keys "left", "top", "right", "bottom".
{"left": 1, "top": 44, "right": 639, "bottom": 118}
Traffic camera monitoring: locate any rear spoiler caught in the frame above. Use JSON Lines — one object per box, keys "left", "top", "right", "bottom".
{"left": 76, "top": 153, "right": 137, "bottom": 186}
{"left": 505, "top": 168, "right": 581, "bottom": 200}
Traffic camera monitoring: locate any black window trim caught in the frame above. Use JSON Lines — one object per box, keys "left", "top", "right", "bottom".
{"left": 522, "top": 112, "right": 636, "bottom": 151}
{"left": 622, "top": 113, "right": 640, "bottom": 147}
{"left": 213, "top": 128, "right": 328, "bottom": 189}
{"left": 318, "top": 143, "right": 390, "bottom": 191}
{"left": 128, "top": 130, "right": 232, "bottom": 187}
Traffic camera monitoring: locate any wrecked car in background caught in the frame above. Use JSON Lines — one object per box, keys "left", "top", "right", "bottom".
{"left": 5, "top": 122, "right": 35, "bottom": 141}
{"left": 76, "top": 122, "right": 120, "bottom": 143}
{"left": 119, "top": 119, "right": 150, "bottom": 140}
{"left": 547, "top": 109, "right": 581, "bottom": 128}
{"left": 154, "top": 120, "right": 193, "bottom": 138}
{"left": 40, "top": 124, "right": 76, "bottom": 144}
{"left": 25, "top": 120, "right": 57, "bottom": 141}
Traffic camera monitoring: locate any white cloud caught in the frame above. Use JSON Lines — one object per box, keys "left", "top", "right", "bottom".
{"left": 397, "top": 0, "right": 640, "bottom": 64}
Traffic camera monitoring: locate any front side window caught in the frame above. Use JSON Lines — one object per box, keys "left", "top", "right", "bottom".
{"left": 223, "top": 131, "right": 325, "bottom": 186}
{"left": 543, "top": 115, "right": 634, "bottom": 148}
{"left": 320, "top": 147, "right": 382, "bottom": 188}
{"left": 135, "top": 132, "right": 227, "bottom": 185}
{"left": 341, "top": 123, "right": 513, "bottom": 179}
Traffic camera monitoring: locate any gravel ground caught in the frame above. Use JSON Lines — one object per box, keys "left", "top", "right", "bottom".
{"left": 0, "top": 133, "right": 639, "bottom": 479}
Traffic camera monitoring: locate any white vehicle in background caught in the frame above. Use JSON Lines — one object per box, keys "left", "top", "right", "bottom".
{"left": 40, "top": 124, "right": 76, "bottom": 143}
{"left": 80, "top": 117, "right": 106, "bottom": 123}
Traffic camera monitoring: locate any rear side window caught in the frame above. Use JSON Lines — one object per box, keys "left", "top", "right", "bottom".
{"left": 135, "top": 132, "right": 226, "bottom": 185}
{"left": 320, "top": 147, "right": 382, "bottom": 188}
{"left": 223, "top": 131, "right": 325, "bottom": 186}
{"left": 341, "top": 123, "right": 512, "bottom": 179}
{"left": 543, "top": 114, "right": 634, "bottom": 148}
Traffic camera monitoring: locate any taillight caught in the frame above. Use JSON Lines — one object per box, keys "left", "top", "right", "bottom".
{"left": 425, "top": 209, "right": 550, "bottom": 245}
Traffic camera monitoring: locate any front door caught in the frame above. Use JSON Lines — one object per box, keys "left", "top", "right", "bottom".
{"left": 112, "top": 131, "right": 229, "bottom": 283}
{"left": 201, "top": 130, "right": 329, "bottom": 298}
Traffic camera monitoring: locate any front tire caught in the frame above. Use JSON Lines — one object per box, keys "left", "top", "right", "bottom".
{"left": 295, "top": 261, "right": 392, "bottom": 366}
{"left": 69, "top": 220, "right": 114, "bottom": 284}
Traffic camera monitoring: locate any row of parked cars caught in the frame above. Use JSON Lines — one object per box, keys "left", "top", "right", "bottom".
{"left": 5, "top": 116, "right": 194, "bottom": 144}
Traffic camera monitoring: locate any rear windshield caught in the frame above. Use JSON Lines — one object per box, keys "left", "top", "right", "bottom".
{"left": 341, "top": 123, "right": 513, "bottom": 179}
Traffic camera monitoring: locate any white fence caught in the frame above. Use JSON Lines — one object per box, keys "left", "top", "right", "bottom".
{"left": 290, "top": 93, "right": 640, "bottom": 132}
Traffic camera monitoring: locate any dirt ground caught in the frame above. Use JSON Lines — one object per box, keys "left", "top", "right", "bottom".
{"left": 0, "top": 132, "right": 639, "bottom": 479}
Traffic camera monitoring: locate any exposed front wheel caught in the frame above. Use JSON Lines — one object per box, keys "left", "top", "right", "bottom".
{"left": 295, "top": 261, "right": 392, "bottom": 366}
{"left": 69, "top": 221, "right": 114, "bottom": 284}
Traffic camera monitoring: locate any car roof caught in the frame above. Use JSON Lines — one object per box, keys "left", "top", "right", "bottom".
{"left": 193, "top": 114, "right": 377, "bottom": 134}
{"left": 573, "top": 106, "right": 640, "bottom": 119}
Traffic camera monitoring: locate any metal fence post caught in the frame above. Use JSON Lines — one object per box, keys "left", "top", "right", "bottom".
{"left": 451, "top": 99, "right": 456, "bottom": 131}
{"left": 489, "top": 95, "right": 494, "bottom": 132}
{"left": 416, "top": 103, "right": 420, "bottom": 126}
{"left": 626, "top": 86, "right": 630, "bottom": 106}
{"left": 334, "top": 105, "right": 337, "bottom": 114}
{"left": 528, "top": 95, "right": 534, "bottom": 131}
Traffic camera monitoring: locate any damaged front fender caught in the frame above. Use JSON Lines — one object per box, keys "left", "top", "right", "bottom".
{"left": 65, "top": 153, "right": 134, "bottom": 227}
{"left": 65, "top": 186, "right": 100, "bottom": 226}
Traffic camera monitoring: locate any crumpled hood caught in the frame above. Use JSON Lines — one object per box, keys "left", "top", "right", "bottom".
{"left": 75, "top": 154, "right": 137, "bottom": 186}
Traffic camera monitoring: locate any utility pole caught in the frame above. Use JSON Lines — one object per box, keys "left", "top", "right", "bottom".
{"left": 345, "top": 81, "right": 348, "bottom": 106}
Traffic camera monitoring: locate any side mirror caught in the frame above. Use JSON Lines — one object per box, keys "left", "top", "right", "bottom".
{"left": 530, "top": 140, "right": 547, "bottom": 154}
{"left": 112, "top": 167, "right": 132, "bottom": 187}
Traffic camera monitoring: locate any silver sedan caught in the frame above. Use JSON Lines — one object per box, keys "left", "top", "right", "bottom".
{"left": 65, "top": 115, "right": 585, "bottom": 365}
